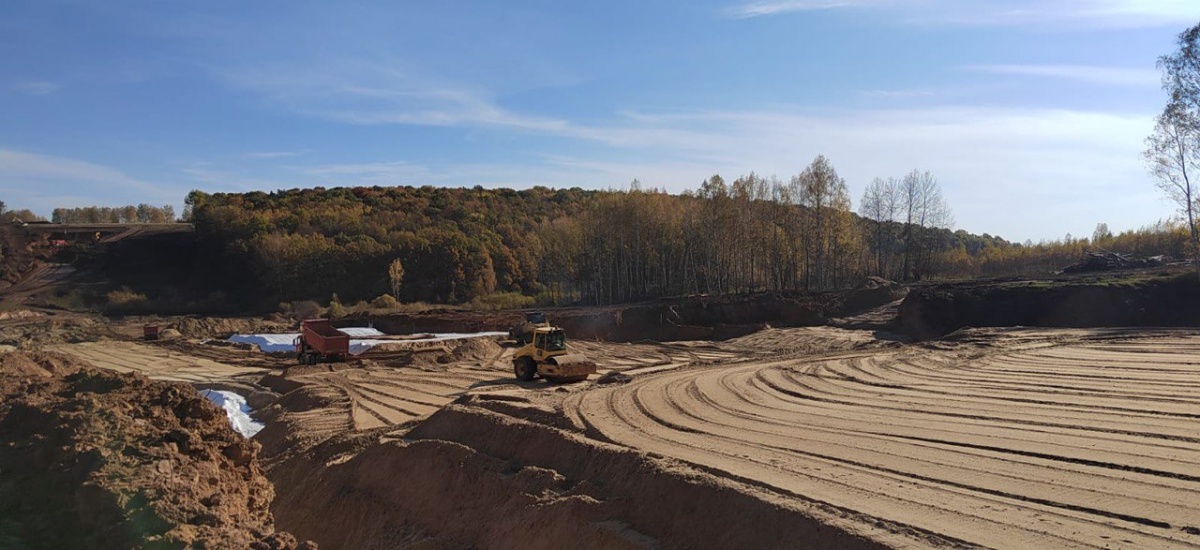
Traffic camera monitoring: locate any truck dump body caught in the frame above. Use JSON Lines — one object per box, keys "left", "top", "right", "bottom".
{"left": 297, "top": 319, "right": 350, "bottom": 363}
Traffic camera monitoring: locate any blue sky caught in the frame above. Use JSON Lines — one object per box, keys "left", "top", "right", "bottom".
{"left": 3, "top": 0, "right": 1199, "bottom": 242}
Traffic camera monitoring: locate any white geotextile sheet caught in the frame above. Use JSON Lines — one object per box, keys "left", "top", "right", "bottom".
{"left": 202, "top": 389, "right": 264, "bottom": 438}
{"left": 227, "top": 329, "right": 506, "bottom": 355}
{"left": 227, "top": 333, "right": 301, "bottom": 353}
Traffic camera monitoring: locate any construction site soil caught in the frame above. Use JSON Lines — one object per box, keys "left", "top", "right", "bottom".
{"left": 2, "top": 269, "right": 1200, "bottom": 548}
{"left": 0, "top": 351, "right": 310, "bottom": 549}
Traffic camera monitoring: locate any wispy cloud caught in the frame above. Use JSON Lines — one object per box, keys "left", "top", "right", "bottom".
{"left": 965, "top": 64, "right": 1159, "bottom": 87}
{"left": 0, "top": 149, "right": 158, "bottom": 193}
{"left": 725, "top": 0, "right": 1200, "bottom": 27}
{"left": 0, "top": 149, "right": 182, "bottom": 216}
{"left": 726, "top": 0, "right": 868, "bottom": 19}
{"left": 244, "top": 150, "right": 305, "bottom": 159}
{"left": 860, "top": 89, "right": 938, "bottom": 99}
{"left": 220, "top": 60, "right": 569, "bottom": 133}
{"left": 303, "top": 160, "right": 434, "bottom": 183}
{"left": 12, "top": 80, "right": 61, "bottom": 96}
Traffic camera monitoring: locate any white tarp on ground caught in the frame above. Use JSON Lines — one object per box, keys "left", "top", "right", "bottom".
{"left": 228, "top": 333, "right": 301, "bottom": 353}
{"left": 227, "top": 329, "right": 506, "bottom": 355}
{"left": 202, "top": 389, "right": 265, "bottom": 438}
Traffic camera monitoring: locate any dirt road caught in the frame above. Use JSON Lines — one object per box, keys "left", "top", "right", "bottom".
{"left": 563, "top": 328, "right": 1200, "bottom": 548}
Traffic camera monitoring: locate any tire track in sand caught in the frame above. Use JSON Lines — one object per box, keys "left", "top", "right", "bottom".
{"left": 566, "top": 329, "right": 1200, "bottom": 548}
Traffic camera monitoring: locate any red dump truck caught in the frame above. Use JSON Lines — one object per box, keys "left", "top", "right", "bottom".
{"left": 295, "top": 319, "right": 350, "bottom": 364}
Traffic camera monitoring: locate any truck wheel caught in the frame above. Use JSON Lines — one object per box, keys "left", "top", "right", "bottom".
{"left": 513, "top": 358, "right": 537, "bottom": 381}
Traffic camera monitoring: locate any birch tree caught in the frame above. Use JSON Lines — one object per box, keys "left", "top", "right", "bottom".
{"left": 1148, "top": 23, "right": 1200, "bottom": 276}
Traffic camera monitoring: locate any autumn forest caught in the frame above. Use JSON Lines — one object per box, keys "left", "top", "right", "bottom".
{"left": 178, "top": 156, "right": 1191, "bottom": 309}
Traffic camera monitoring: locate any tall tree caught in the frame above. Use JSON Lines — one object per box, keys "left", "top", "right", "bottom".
{"left": 860, "top": 177, "right": 900, "bottom": 278}
{"left": 1148, "top": 23, "right": 1200, "bottom": 276}
{"left": 1092, "top": 223, "right": 1113, "bottom": 247}
{"left": 899, "top": 169, "right": 954, "bottom": 280}
{"left": 796, "top": 156, "right": 851, "bottom": 289}
{"left": 388, "top": 258, "right": 405, "bottom": 300}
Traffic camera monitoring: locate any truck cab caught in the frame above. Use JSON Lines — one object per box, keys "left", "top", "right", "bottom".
{"left": 508, "top": 311, "right": 551, "bottom": 345}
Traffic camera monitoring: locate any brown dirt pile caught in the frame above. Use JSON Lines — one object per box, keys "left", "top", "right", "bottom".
{"left": 0, "top": 315, "right": 105, "bottom": 348}
{"left": 0, "top": 350, "right": 312, "bottom": 549}
{"left": 170, "top": 316, "right": 294, "bottom": 339}
{"left": 268, "top": 404, "right": 894, "bottom": 549}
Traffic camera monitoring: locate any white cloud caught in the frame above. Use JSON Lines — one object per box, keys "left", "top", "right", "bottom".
{"left": 303, "top": 161, "right": 434, "bottom": 183}
{"left": 12, "top": 80, "right": 61, "bottom": 96}
{"left": 725, "top": 0, "right": 1200, "bottom": 27}
{"left": 727, "top": 0, "right": 868, "bottom": 19}
{"left": 965, "top": 64, "right": 1160, "bottom": 87}
{"left": 244, "top": 151, "right": 304, "bottom": 159}
{"left": 860, "top": 89, "right": 939, "bottom": 99}
{"left": 0, "top": 149, "right": 158, "bottom": 193}
{"left": 220, "top": 60, "right": 569, "bottom": 133}
{"left": 0, "top": 149, "right": 184, "bottom": 216}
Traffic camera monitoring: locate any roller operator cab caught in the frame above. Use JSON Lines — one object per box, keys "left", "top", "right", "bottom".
{"left": 511, "top": 326, "right": 597, "bottom": 383}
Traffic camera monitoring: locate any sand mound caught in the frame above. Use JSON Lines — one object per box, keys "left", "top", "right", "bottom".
{"left": 448, "top": 337, "right": 501, "bottom": 362}
{"left": 268, "top": 404, "right": 895, "bottom": 549}
{"left": 0, "top": 351, "right": 311, "bottom": 549}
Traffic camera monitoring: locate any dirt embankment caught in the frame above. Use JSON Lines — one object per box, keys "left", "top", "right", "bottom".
{"left": 363, "top": 281, "right": 906, "bottom": 343}
{"left": 0, "top": 351, "right": 311, "bottom": 549}
{"left": 269, "top": 403, "right": 895, "bottom": 550}
{"left": 899, "top": 270, "right": 1200, "bottom": 339}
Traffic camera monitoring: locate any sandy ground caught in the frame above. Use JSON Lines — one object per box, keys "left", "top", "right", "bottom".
{"left": 562, "top": 327, "right": 1200, "bottom": 548}
{"left": 37, "top": 323, "right": 1200, "bottom": 548}
{"left": 285, "top": 337, "right": 747, "bottom": 431}
{"left": 47, "top": 340, "right": 269, "bottom": 384}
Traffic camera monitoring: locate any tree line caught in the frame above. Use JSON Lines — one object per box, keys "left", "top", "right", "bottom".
{"left": 0, "top": 200, "right": 44, "bottom": 223}
{"left": 179, "top": 155, "right": 1185, "bottom": 309}
{"left": 51, "top": 204, "right": 177, "bottom": 224}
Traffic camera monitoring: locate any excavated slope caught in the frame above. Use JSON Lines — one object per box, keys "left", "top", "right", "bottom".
{"left": 0, "top": 351, "right": 310, "bottom": 549}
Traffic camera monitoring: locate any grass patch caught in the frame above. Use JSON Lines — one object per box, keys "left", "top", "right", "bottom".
{"left": 468, "top": 292, "right": 536, "bottom": 311}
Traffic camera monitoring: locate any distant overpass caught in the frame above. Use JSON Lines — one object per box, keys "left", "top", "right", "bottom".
{"left": 12, "top": 222, "right": 194, "bottom": 243}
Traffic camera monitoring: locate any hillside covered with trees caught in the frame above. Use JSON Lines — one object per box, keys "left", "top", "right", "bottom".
{"left": 179, "top": 156, "right": 1192, "bottom": 310}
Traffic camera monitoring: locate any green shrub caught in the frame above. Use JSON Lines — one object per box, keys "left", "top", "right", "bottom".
{"left": 469, "top": 291, "right": 535, "bottom": 311}
{"left": 41, "top": 288, "right": 88, "bottom": 311}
